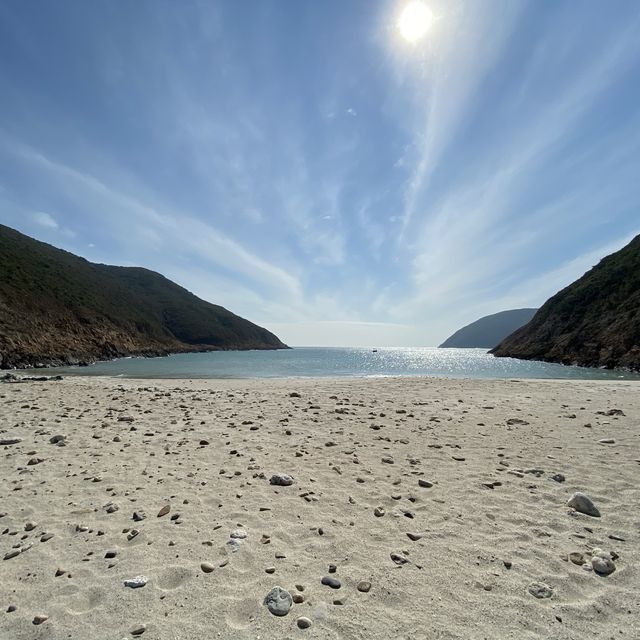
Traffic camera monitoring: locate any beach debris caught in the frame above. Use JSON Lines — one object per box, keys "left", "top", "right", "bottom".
{"left": 270, "top": 473, "right": 294, "bottom": 486}
{"left": 124, "top": 575, "right": 148, "bottom": 588}
{"left": 264, "top": 586, "right": 293, "bottom": 616}
{"left": 567, "top": 492, "right": 601, "bottom": 517}
{"left": 527, "top": 582, "right": 553, "bottom": 599}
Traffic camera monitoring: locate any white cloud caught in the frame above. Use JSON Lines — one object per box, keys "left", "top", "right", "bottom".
{"left": 32, "top": 211, "right": 58, "bottom": 229}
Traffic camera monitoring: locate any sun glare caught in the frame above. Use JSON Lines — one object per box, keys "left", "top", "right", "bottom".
{"left": 398, "top": 1, "right": 433, "bottom": 42}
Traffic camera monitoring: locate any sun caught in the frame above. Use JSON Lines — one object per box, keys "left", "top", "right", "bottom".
{"left": 398, "top": 1, "right": 433, "bottom": 42}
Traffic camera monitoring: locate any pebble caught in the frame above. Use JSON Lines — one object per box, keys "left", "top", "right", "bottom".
{"left": 40, "top": 532, "right": 54, "bottom": 542}
{"left": 157, "top": 505, "right": 170, "bottom": 517}
{"left": 49, "top": 434, "right": 66, "bottom": 445}
{"left": 357, "top": 581, "right": 371, "bottom": 593}
{"left": 230, "top": 528, "right": 248, "bottom": 539}
{"left": 131, "top": 624, "right": 146, "bottom": 636}
{"left": 105, "top": 549, "right": 117, "bottom": 559}
{"left": 124, "top": 575, "right": 148, "bottom": 588}
{"left": 264, "top": 586, "right": 293, "bottom": 616}
{"left": 33, "top": 615, "right": 49, "bottom": 625}
{"left": 265, "top": 566, "right": 276, "bottom": 574}
{"left": 406, "top": 532, "right": 423, "bottom": 541}
{"left": 200, "top": 562, "right": 215, "bottom": 573}
{"left": 527, "top": 582, "right": 553, "bottom": 599}
{"left": 4, "top": 549, "right": 20, "bottom": 560}
{"left": 297, "top": 616, "right": 312, "bottom": 629}
{"left": 24, "top": 522, "right": 36, "bottom": 531}
{"left": 7, "top": 604, "right": 17, "bottom": 613}
{"left": 598, "top": 438, "right": 615, "bottom": 444}
{"left": 55, "top": 567, "right": 67, "bottom": 577}
{"left": 270, "top": 473, "right": 294, "bottom": 486}
{"left": 0, "top": 438, "right": 22, "bottom": 445}
{"left": 292, "top": 594, "right": 305, "bottom": 604}
{"left": 567, "top": 492, "right": 601, "bottom": 517}
{"left": 374, "top": 506, "right": 385, "bottom": 517}
{"left": 551, "top": 473, "right": 566, "bottom": 483}
{"left": 591, "top": 549, "right": 616, "bottom": 575}
{"left": 321, "top": 576, "right": 341, "bottom": 589}
{"left": 418, "top": 479, "right": 433, "bottom": 488}
{"left": 568, "top": 552, "right": 584, "bottom": 566}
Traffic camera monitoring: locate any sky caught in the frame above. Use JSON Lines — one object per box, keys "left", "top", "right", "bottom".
{"left": 1, "top": 0, "right": 639, "bottom": 347}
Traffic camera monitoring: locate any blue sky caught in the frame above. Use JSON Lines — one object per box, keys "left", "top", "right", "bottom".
{"left": 1, "top": 0, "right": 639, "bottom": 346}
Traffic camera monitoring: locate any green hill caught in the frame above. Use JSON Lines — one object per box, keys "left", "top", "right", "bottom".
{"left": 491, "top": 235, "right": 640, "bottom": 370}
{"left": 439, "top": 308, "right": 537, "bottom": 348}
{"left": 0, "top": 224, "right": 288, "bottom": 368}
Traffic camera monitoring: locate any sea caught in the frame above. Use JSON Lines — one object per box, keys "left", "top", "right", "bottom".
{"left": 28, "top": 347, "right": 640, "bottom": 381}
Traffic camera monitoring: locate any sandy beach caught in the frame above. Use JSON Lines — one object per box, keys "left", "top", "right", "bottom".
{"left": 1, "top": 375, "right": 639, "bottom": 639}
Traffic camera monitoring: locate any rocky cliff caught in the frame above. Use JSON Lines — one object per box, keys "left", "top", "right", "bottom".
{"left": 439, "top": 308, "right": 537, "bottom": 349}
{"left": 0, "top": 224, "right": 288, "bottom": 368}
{"left": 491, "top": 235, "right": 640, "bottom": 370}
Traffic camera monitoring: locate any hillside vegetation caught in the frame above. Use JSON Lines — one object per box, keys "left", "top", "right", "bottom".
{"left": 0, "top": 224, "right": 287, "bottom": 368}
{"left": 492, "top": 235, "right": 640, "bottom": 370}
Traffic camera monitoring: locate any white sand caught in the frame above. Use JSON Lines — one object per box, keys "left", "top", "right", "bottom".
{"left": 1, "top": 376, "right": 639, "bottom": 639}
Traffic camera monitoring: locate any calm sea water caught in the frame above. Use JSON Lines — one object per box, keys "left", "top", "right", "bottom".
{"left": 30, "top": 347, "right": 640, "bottom": 380}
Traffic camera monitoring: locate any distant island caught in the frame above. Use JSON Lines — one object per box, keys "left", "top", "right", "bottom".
{"left": 0, "top": 224, "right": 288, "bottom": 369}
{"left": 439, "top": 308, "right": 537, "bottom": 349}
{"left": 492, "top": 234, "right": 640, "bottom": 371}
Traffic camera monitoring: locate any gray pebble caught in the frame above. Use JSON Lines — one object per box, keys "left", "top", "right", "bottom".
{"left": 321, "top": 576, "right": 341, "bottom": 589}
{"left": 124, "top": 575, "right": 148, "bottom": 588}
{"left": 567, "top": 492, "right": 601, "bottom": 517}
{"left": 264, "top": 586, "right": 293, "bottom": 616}
{"left": 270, "top": 473, "right": 294, "bottom": 486}
{"left": 527, "top": 582, "right": 553, "bottom": 599}
{"left": 297, "top": 616, "right": 312, "bottom": 629}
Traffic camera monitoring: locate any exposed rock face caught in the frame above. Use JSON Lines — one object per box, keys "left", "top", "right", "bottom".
{"left": 492, "top": 235, "right": 640, "bottom": 371}
{"left": 0, "top": 224, "right": 288, "bottom": 368}
{"left": 439, "top": 309, "right": 537, "bottom": 349}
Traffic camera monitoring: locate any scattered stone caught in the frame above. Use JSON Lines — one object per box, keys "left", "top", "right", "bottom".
{"left": 265, "top": 566, "right": 276, "bottom": 574}
{"left": 131, "top": 624, "right": 146, "bottom": 636}
{"left": 381, "top": 456, "right": 394, "bottom": 464}
{"left": 40, "top": 532, "right": 54, "bottom": 542}
{"left": 264, "top": 586, "right": 293, "bottom": 616}
{"left": 49, "top": 435, "right": 66, "bottom": 445}
{"left": 270, "top": 473, "right": 294, "bottom": 486}
{"left": 7, "top": 604, "right": 17, "bottom": 612}
{"left": 357, "top": 581, "right": 371, "bottom": 593}
{"left": 321, "top": 576, "right": 341, "bottom": 589}
{"left": 591, "top": 549, "right": 616, "bottom": 575}
{"left": 297, "top": 616, "right": 312, "bottom": 629}
{"left": 230, "top": 528, "right": 248, "bottom": 539}
{"left": 133, "top": 512, "right": 146, "bottom": 522}
{"left": 55, "top": 567, "right": 67, "bottom": 577}
{"left": 0, "top": 438, "right": 22, "bottom": 445}
{"left": 201, "top": 562, "right": 215, "bottom": 573}
{"left": 551, "top": 473, "right": 566, "bottom": 483}
{"left": 157, "top": 505, "right": 170, "bottom": 517}
{"left": 528, "top": 582, "right": 553, "bottom": 599}
{"left": 390, "top": 553, "right": 408, "bottom": 565}
{"left": 598, "top": 438, "right": 615, "bottom": 444}
{"left": 3, "top": 549, "right": 20, "bottom": 560}
{"left": 568, "top": 552, "right": 584, "bottom": 566}
{"left": 33, "top": 615, "right": 49, "bottom": 625}
{"left": 292, "top": 593, "right": 305, "bottom": 604}
{"left": 503, "top": 560, "right": 512, "bottom": 570}
{"left": 418, "top": 479, "right": 433, "bottom": 488}
{"left": 567, "top": 492, "right": 601, "bottom": 517}
{"left": 105, "top": 549, "right": 117, "bottom": 559}
{"left": 289, "top": 392, "right": 301, "bottom": 398}
{"left": 406, "top": 532, "right": 423, "bottom": 541}
{"left": 328, "top": 564, "right": 337, "bottom": 573}
{"left": 124, "top": 575, "right": 148, "bottom": 588}
{"left": 374, "top": 506, "right": 385, "bottom": 517}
